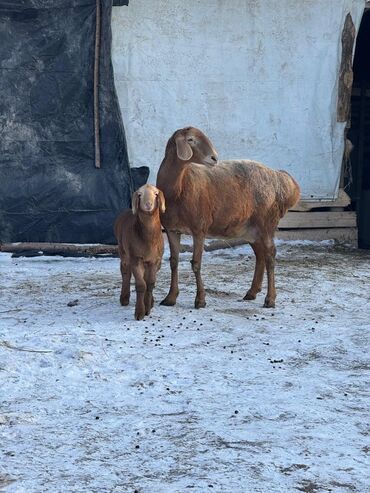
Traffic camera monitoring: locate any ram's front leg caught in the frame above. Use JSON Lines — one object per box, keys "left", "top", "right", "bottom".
{"left": 131, "top": 261, "right": 146, "bottom": 320}
{"left": 191, "top": 234, "right": 206, "bottom": 308}
{"left": 160, "top": 230, "right": 181, "bottom": 306}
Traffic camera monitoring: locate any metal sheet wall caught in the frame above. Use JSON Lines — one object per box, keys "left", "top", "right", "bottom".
{"left": 112, "top": 0, "right": 365, "bottom": 199}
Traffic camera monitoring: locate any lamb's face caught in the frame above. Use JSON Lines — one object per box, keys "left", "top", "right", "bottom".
{"left": 132, "top": 184, "right": 165, "bottom": 214}
{"left": 175, "top": 127, "right": 218, "bottom": 165}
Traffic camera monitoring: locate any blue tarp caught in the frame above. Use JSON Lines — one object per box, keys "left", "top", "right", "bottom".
{"left": 0, "top": 0, "right": 147, "bottom": 243}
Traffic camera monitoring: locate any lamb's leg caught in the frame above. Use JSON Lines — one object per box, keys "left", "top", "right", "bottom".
{"left": 244, "top": 241, "right": 265, "bottom": 301}
{"left": 263, "top": 238, "right": 277, "bottom": 308}
{"left": 191, "top": 234, "right": 206, "bottom": 309}
{"left": 131, "top": 261, "right": 147, "bottom": 320}
{"left": 119, "top": 249, "right": 131, "bottom": 306}
{"left": 144, "top": 263, "right": 156, "bottom": 316}
{"left": 160, "top": 230, "right": 181, "bottom": 306}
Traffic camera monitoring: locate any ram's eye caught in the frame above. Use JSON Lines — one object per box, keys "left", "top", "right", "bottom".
{"left": 187, "top": 137, "right": 194, "bottom": 143}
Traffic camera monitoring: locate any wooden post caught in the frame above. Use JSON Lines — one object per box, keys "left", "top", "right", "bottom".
{"left": 94, "top": 0, "right": 102, "bottom": 168}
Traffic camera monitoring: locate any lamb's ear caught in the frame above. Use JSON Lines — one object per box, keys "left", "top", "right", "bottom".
{"left": 132, "top": 191, "right": 140, "bottom": 215}
{"left": 158, "top": 190, "right": 166, "bottom": 213}
{"left": 175, "top": 135, "right": 193, "bottom": 161}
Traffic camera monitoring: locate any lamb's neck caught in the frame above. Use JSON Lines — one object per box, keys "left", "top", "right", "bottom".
{"left": 135, "top": 212, "right": 161, "bottom": 240}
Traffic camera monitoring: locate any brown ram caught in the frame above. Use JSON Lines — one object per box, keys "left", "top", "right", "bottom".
{"left": 156, "top": 127, "right": 300, "bottom": 309}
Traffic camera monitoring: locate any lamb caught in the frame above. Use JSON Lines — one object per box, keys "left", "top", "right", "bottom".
{"left": 156, "top": 127, "right": 300, "bottom": 309}
{"left": 114, "top": 184, "right": 166, "bottom": 320}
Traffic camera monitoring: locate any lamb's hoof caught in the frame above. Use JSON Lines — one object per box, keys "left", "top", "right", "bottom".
{"left": 243, "top": 291, "right": 257, "bottom": 301}
{"left": 160, "top": 297, "right": 176, "bottom": 306}
{"left": 195, "top": 299, "right": 206, "bottom": 309}
{"left": 263, "top": 298, "right": 275, "bottom": 308}
{"left": 120, "top": 297, "right": 130, "bottom": 306}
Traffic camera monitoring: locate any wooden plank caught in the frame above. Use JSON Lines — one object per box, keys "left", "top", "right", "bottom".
{"left": 290, "top": 189, "right": 351, "bottom": 211}
{"left": 187, "top": 228, "right": 358, "bottom": 251}
{"left": 279, "top": 211, "right": 356, "bottom": 229}
{"left": 276, "top": 228, "right": 358, "bottom": 244}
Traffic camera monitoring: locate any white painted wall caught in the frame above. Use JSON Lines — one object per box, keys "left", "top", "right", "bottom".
{"left": 111, "top": 0, "right": 365, "bottom": 199}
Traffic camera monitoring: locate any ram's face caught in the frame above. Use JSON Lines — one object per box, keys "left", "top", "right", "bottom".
{"left": 175, "top": 127, "right": 218, "bottom": 165}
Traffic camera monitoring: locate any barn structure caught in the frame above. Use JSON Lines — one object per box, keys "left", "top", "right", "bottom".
{"left": 111, "top": 0, "right": 370, "bottom": 248}
{"left": 1, "top": 0, "right": 370, "bottom": 248}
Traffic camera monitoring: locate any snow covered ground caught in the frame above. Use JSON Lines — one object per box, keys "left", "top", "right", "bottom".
{"left": 1, "top": 241, "right": 369, "bottom": 493}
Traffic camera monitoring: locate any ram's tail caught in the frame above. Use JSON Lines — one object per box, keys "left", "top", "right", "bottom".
{"left": 277, "top": 170, "right": 301, "bottom": 217}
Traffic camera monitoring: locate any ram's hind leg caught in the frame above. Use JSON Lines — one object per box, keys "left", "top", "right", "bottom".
{"left": 244, "top": 241, "right": 265, "bottom": 301}
{"left": 263, "top": 238, "right": 277, "bottom": 308}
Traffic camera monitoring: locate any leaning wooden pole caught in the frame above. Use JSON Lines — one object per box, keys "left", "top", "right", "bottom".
{"left": 0, "top": 243, "right": 118, "bottom": 257}
{"left": 94, "top": 0, "right": 102, "bottom": 168}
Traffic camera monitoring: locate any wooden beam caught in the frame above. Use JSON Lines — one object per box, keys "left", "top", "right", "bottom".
{"left": 278, "top": 211, "right": 356, "bottom": 229}
{"left": 190, "top": 227, "right": 358, "bottom": 251}
{"left": 0, "top": 242, "right": 118, "bottom": 257}
{"left": 1, "top": 224, "right": 358, "bottom": 259}
{"left": 290, "top": 189, "right": 351, "bottom": 211}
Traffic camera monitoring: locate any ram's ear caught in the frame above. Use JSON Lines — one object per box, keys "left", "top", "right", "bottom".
{"left": 132, "top": 191, "right": 140, "bottom": 215}
{"left": 158, "top": 189, "right": 166, "bottom": 213}
{"left": 175, "top": 135, "right": 193, "bottom": 161}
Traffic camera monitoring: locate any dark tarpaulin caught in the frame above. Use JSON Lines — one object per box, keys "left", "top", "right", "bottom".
{"left": 0, "top": 0, "right": 147, "bottom": 244}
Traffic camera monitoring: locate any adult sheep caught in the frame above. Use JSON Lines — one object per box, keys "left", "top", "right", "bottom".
{"left": 156, "top": 127, "right": 300, "bottom": 309}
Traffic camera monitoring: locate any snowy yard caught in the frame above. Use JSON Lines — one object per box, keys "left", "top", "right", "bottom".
{"left": 1, "top": 241, "right": 369, "bottom": 493}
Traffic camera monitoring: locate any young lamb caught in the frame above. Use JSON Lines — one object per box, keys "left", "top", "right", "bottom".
{"left": 156, "top": 127, "right": 300, "bottom": 309}
{"left": 114, "top": 184, "right": 165, "bottom": 320}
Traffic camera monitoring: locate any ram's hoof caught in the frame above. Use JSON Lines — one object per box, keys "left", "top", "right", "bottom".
{"left": 243, "top": 291, "right": 256, "bottom": 301}
{"left": 160, "top": 297, "right": 176, "bottom": 306}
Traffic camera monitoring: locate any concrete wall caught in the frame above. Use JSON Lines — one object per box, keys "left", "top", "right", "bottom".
{"left": 111, "top": 0, "right": 365, "bottom": 199}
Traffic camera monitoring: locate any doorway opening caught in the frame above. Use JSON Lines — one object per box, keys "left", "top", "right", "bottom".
{"left": 348, "top": 9, "right": 370, "bottom": 249}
